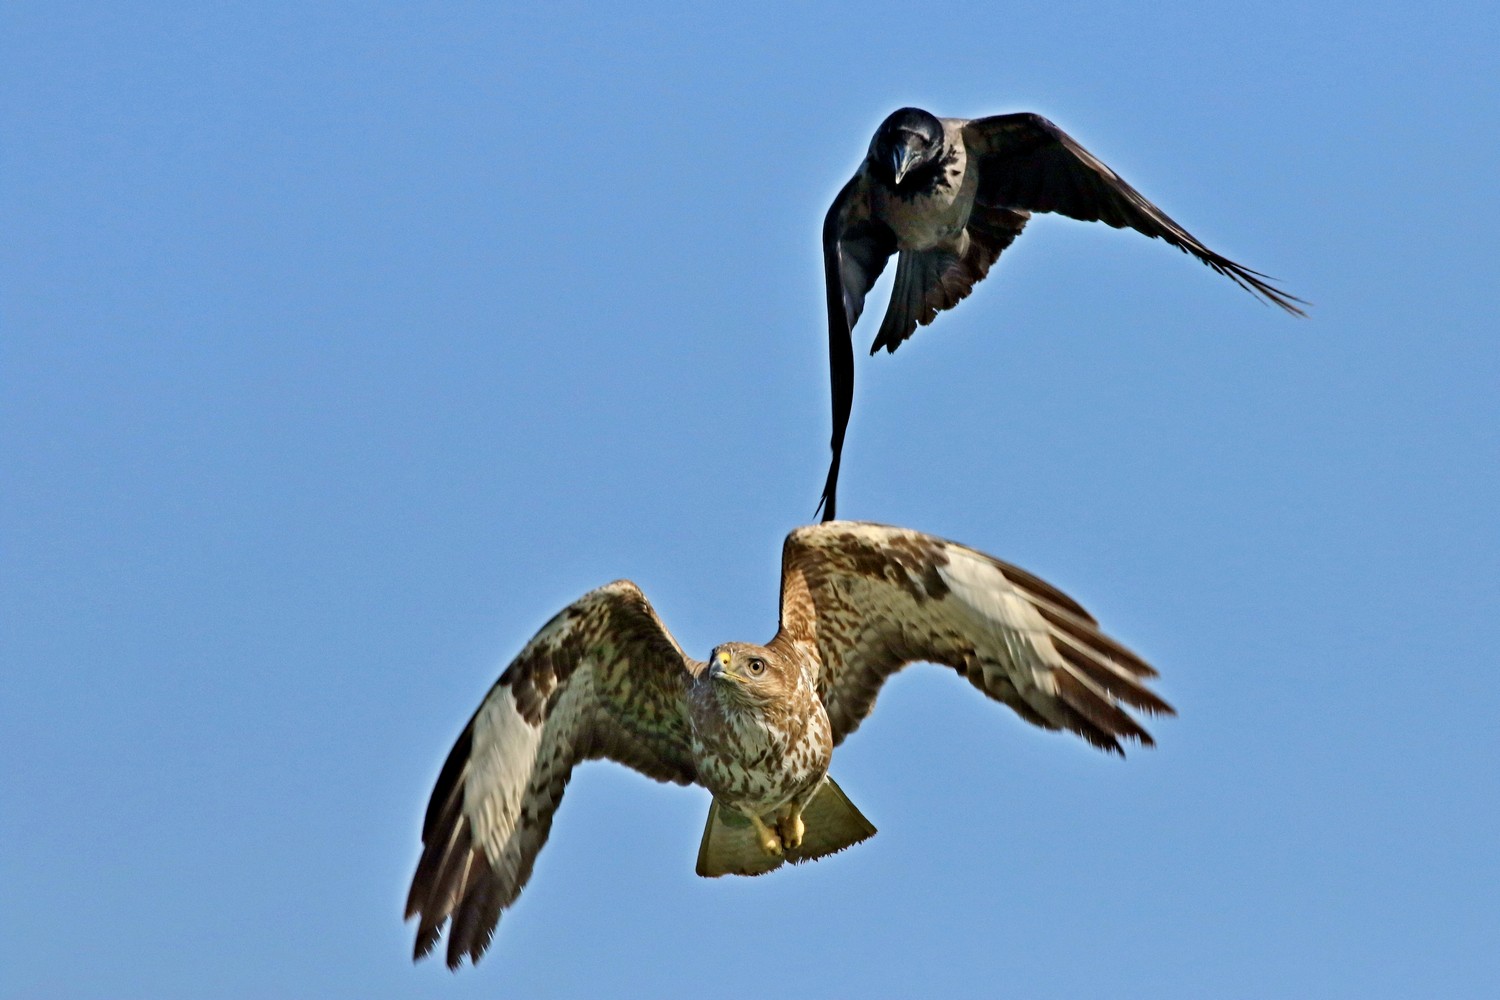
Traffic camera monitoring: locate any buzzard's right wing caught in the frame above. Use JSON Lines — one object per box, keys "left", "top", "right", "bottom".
{"left": 406, "top": 581, "right": 699, "bottom": 968}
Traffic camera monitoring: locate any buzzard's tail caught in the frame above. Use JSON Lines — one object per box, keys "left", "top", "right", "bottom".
{"left": 695, "top": 776, "right": 877, "bottom": 878}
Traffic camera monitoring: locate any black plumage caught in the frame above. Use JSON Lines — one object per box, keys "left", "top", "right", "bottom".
{"left": 818, "top": 107, "right": 1306, "bottom": 520}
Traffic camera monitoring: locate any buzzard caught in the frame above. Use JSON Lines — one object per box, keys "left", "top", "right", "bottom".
{"left": 406, "top": 521, "right": 1171, "bottom": 968}
{"left": 819, "top": 107, "right": 1306, "bottom": 519}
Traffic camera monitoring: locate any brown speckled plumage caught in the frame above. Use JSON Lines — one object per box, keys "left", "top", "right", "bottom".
{"left": 406, "top": 521, "right": 1171, "bottom": 967}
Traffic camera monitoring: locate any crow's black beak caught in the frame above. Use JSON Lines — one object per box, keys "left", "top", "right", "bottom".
{"left": 892, "top": 140, "right": 920, "bottom": 184}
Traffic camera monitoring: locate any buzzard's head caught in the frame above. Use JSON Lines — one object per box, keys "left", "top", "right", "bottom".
{"left": 703, "top": 642, "right": 798, "bottom": 708}
{"left": 869, "top": 107, "right": 944, "bottom": 187}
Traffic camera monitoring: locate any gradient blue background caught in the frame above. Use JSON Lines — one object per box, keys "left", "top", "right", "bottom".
{"left": 5, "top": 3, "right": 1497, "bottom": 997}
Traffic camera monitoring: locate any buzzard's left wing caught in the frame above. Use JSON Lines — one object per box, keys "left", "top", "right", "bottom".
{"left": 776, "top": 521, "right": 1172, "bottom": 752}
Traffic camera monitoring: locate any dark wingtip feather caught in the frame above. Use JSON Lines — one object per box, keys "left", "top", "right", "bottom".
{"left": 441, "top": 852, "right": 501, "bottom": 969}
{"left": 413, "top": 924, "right": 440, "bottom": 962}
{"left": 1053, "top": 669, "right": 1154, "bottom": 753}
{"left": 1034, "top": 603, "right": 1155, "bottom": 678}
{"left": 1193, "top": 251, "right": 1309, "bottom": 317}
{"left": 1236, "top": 270, "right": 1309, "bottom": 317}
{"left": 1054, "top": 637, "right": 1175, "bottom": 717}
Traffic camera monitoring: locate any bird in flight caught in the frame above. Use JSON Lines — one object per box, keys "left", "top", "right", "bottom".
{"left": 406, "top": 520, "right": 1171, "bottom": 968}
{"left": 819, "top": 107, "right": 1307, "bottom": 520}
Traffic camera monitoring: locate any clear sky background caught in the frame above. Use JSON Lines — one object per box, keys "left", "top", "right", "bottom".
{"left": 5, "top": 3, "right": 1497, "bottom": 998}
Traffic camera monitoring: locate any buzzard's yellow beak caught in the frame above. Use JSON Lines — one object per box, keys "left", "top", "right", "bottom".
{"left": 710, "top": 649, "right": 741, "bottom": 683}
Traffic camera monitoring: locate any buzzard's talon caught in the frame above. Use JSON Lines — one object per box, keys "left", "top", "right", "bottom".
{"left": 777, "top": 808, "right": 805, "bottom": 851}
{"left": 749, "top": 814, "right": 783, "bottom": 857}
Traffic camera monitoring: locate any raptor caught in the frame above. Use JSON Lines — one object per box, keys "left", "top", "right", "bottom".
{"left": 406, "top": 521, "right": 1171, "bottom": 967}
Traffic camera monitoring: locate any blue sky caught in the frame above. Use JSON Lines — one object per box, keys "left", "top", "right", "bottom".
{"left": 4, "top": 2, "right": 1497, "bottom": 997}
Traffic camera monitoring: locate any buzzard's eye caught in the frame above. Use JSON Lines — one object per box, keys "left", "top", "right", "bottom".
{"left": 747, "top": 658, "right": 766, "bottom": 676}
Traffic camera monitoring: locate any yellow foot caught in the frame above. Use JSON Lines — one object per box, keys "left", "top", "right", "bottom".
{"left": 777, "top": 809, "right": 805, "bottom": 851}
{"left": 748, "top": 814, "right": 783, "bottom": 857}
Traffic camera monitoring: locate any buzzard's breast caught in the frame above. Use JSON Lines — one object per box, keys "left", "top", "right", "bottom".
{"left": 686, "top": 688, "right": 830, "bottom": 815}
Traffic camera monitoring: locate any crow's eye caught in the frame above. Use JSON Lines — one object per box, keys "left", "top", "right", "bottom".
{"left": 747, "top": 658, "right": 766, "bottom": 676}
